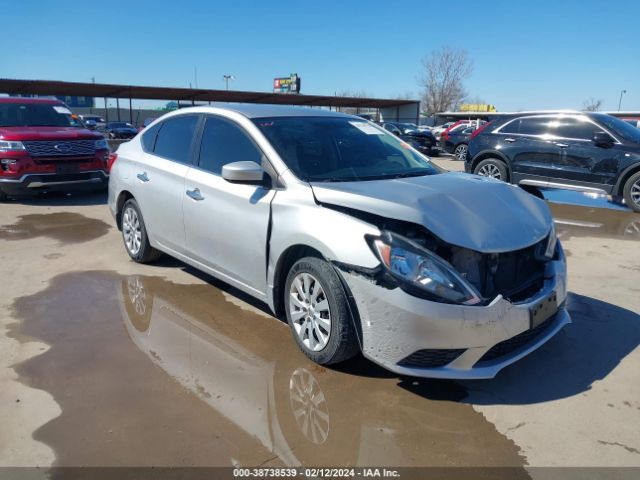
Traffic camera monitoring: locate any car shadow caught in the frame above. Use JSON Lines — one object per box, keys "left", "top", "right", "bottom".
{"left": 4, "top": 190, "right": 107, "bottom": 206}
{"left": 401, "top": 293, "right": 640, "bottom": 405}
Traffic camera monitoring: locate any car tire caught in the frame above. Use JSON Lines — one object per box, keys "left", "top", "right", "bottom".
{"left": 284, "top": 257, "right": 359, "bottom": 365}
{"left": 622, "top": 171, "right": 640, "bottom": 213}
{"left": 120, "top": 198, "right": 162, "bottom": 263}
{"left": 474, "top": 158, "right": 509, "bottom": 182}
{"left": 454, "top": 143, "right": 468, "bottom": 161}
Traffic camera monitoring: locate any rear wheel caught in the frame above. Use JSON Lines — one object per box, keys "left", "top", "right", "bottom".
{"left": 285, "top": 257, "right": 359, "bottom": 365}
{"left": 474, "top": 158, "right": 509, "bottom": 182}
{"left": 622, "top": 171, "right": 640, "bottom": 213}
{"left": 454, "top": 143, "right": 468, "bottom": 160}
{"left": 120, "top": 198, "right": 162, "bottom": 263}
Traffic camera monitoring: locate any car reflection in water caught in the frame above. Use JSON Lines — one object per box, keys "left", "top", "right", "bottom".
{"left": 117, "top": 275, "right": 527, "bottom": 470}
{"left": 543, "top": 189, "right": 640, "bottom": 241}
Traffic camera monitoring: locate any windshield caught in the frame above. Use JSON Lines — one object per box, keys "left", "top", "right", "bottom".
{"left": 254, "top": 116, "right": 440, "bottom": 182}
{"left": 594, "top": 114, "right": 640, "bottom": 143}
{"left": 0, "top": 103, "right": 83, "bottom": 128}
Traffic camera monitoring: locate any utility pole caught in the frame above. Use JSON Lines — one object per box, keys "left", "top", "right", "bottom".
{"left": 618, "top": 89, "right": 627, "bottom": 111}
{"left": 194, "top": 66, "right": 198, "bottom": 89}
{"left": 223, "top": 74, "right": 234, "bottom": 91}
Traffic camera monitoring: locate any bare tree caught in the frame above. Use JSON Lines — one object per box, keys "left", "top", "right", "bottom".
{"left": 583, "top": 98, "right": 603, "bottom": 112}
{"left": 420, "top": 47, "right": 473, "bottom": 115}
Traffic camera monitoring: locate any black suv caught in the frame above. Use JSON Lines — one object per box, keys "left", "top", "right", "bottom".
{"left": 379, "top": 122, "right": 439, "bottom": 156}
{"left": 466, "top": 112, "right": 640, "bottom": 212}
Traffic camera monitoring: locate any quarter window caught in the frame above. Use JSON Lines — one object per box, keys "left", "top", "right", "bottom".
{"left": 153, "top": 115, "right": 199, "bottom": 164}
{"left": 198, "top": 116, "right": 262, "bottom": 175}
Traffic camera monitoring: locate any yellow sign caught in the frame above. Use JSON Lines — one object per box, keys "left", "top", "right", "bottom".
{"left": 459, "top": 104, "right": 496, "bottom": 112}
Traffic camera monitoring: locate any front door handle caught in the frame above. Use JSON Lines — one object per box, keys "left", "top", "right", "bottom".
{"left": 504, "top": 137, "right": 517, "bottom": 143}
{"left": 136, "top": 172, "right": 149, "bottom": 183}
{"left": 555, "top": 142, "right": 569, "bottom": 148}
{"left": 186, "top": 188, "right": 204, "bottom": 201}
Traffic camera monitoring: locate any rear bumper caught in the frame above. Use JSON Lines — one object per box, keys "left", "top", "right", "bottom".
{"left": 0, "top": 170, "right": 108, "bottom": 194}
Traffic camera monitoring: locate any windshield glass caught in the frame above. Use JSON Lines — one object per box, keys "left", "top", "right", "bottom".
{"left": 0, "top": 103, "right": 83, "bottom": 127}
{"left": 254, "top": 116, "right": 440, "bottom": 182}
{"left": 594, "top": 114, "right": 640, "bottom": 143}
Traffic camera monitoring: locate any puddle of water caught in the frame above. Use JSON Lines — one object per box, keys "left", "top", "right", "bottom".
{"left": 543, "top": 190, "right": 640, "bottom": 241}
{"left": 0, "top": 213, "right": 111, "bottom": 244}
{"left": 10, "top": 271, "right": 528, "bottom": 472}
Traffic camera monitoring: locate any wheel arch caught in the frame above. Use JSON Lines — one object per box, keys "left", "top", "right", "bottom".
{"left": 614, "top": 163, "right": 640, "bottom": 197}
{"left": 471, "top": 150, "right": 511, "bottom": 175}
{"left": 115, "top": 190, "right": 135, "bottom": 231}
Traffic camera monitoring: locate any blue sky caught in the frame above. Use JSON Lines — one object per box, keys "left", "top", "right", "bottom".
{"left": 3, "top": 0, "right": 639, "bottom": 111}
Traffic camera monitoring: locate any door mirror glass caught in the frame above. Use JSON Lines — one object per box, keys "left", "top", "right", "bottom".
{"left": 221, "top": 161, "right": 265, "bottom": 183}
{"left": 593, "top": 131, "right": 614, "bottom": 147}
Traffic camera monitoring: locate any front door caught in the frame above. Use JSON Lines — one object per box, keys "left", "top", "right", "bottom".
{"left": 183, "top": 115, "right": 276, "bottom": 297}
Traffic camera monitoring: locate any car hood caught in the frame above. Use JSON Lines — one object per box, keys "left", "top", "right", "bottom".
{"left": 310, "top": 172, "right": 553, "bottom": 253}
{"left": 0, "top": 126, "right": 103, "bottom": 141}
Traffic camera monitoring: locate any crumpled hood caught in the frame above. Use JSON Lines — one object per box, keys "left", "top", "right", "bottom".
{"left": 311, "top": 172, "right": 553, "bottom": 253}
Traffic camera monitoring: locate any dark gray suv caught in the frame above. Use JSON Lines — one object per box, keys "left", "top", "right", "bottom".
{"left": 466, "top": 111, "right": 640, "bottom": 212}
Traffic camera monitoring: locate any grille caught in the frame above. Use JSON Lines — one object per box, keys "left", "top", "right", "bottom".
{"left": 397, "top": 348, "right": 465, "bottom": 368}
{"left": 24, "top": 140, "right": 96, "bottom": 157}
{"left": 478, "top": 313, "right": 557, "bottom": 362}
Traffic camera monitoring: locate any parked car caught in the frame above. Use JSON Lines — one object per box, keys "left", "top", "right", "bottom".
{"left": 109, "top": 105, "right": 568, "bottom": 379}
{"left": 0, "top": 97, "right": 110, "bottom": 200}
{"left": 78, "top": 114, "right": 106, "bottom": 131}
{"left": 431, "top": 122, "right": 456, "bottom": 138}
{"left": 379, "top": 121, "right": 439, "bottom": 156}
{"left": 466, "top": 111, "right": 640, "bottom": 212}
{"left": 138, "top": 117, "right": 158, "bottom": 132}
{"left": 104, "top": 121, "right": 138, "bottom": 139}
{"left": 441, "top": 124, "right": 478, "bottom": 160}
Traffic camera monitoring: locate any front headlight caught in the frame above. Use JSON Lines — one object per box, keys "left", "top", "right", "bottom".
{"left": 368, "top": 232, "right": 482, "bottom": 305}
{"left": 95, "top": 138, "right": 109, "bottom": 150}
{"left": 544, "top": 224, "right": 557, "bottom": 259}
{"left": 0, "top": 140, "right": 25, "bottom": 152}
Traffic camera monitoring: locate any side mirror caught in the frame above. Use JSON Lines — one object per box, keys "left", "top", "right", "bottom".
{"left": 221, "top": 161, "right": 265, "bottom": 183}
{"left": 593, "top": 131, "right": 614, "bottom": 148}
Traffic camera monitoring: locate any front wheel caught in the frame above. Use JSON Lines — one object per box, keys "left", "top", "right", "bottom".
{"left": 284, "top": 257, "right": 359, "bottom": 365}
{"left": 474, "top": 158, "right": 509, "bottom": 182}
{"left": 622, "top": 171, "right": 640, "bottom": 213}
{"left": 454, "top": 143, "right": 468, "bottom": 160}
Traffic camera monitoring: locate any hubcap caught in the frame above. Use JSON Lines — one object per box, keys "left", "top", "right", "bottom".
{"left": 127, "top": 276, "right": 147, "bottom": 315}
{"left": 289, "top": 367, "right": 330, "bottom": 444}
{"left": 455, "top": 144, "right": 468, "bottom": 160}
{"left": 631, "top": 179, "right": 640, "bottom": 207}
{"left": 122, "top": 206, "right": 142, "bottom": 255}
{"left": 289, "top": 272, "right": 331, "bottom": 352}
{"left": 478, "top": 163, "right": 502, "bottom": 179}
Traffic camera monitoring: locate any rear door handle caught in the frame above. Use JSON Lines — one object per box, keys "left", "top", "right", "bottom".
{"left": 555, "top": 143, "right": 569, "bottom": 148}
{"left": 136, "top": 172, "right": 149, "bottom": 182}
{"left": 186, "top": 188, "right": 204, "bottom": 201}
{"left": 504, "top": 137, "right": 517, "bottom": 143}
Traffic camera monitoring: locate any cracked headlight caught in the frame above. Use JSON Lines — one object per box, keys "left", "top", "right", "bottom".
{"left": 368, "top": 232, "right": 482, "bottom": 305}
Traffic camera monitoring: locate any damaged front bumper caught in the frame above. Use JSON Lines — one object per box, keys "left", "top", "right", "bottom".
{"left": 339, "top": 245, "right": 570, "bottom": 379}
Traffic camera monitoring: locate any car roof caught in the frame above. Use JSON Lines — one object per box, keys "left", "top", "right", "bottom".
{"left": 0, "top": 96, "right": 63, "bottom": 105}
{"left": 178, "top": 103, "right": 354, "bottom": 120}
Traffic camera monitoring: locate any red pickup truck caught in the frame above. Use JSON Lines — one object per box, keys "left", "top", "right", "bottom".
{"left": 0, "top": 97, "right": 110, "bottom": 201}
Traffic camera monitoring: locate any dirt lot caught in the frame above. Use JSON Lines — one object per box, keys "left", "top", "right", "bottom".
{"left": 0, "top": 157, "right": 639, "bottom": 475}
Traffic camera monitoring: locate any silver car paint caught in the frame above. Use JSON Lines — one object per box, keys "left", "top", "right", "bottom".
{"left": 109, "top": 105, "right": 569, "bottom": 379}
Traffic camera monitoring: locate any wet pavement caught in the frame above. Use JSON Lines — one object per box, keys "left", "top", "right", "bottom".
{"left": 10, "top": 270, "right": 528, "bottom": 470}
{"left": 1, "top": 186, "right": 639, "bottom": 472}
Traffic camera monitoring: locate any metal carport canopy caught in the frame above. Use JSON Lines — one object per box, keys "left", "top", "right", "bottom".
{"left": 0, "top": 78, "right": 418, "bottom": 109}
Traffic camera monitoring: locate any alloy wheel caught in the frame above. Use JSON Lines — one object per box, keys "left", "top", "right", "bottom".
{"left": 454, "top": 144, "right": 468, "bottom": 160}
{"left": 631, "top": 179, "right": 640, "bottom": 208}
{"left": 122, "top": 206, "right": 142, "bottom": 255}
{"left": 289, "top": 272, "right": 331, "bottom": 352}
{"left": 478, "top": 163, "right": 502, "bottom": 179}
{"left": 289, "top": 367, "right": 330, "bottom": 444}
{"left": 127, "top": 276, "right": 147, "bottom": 315}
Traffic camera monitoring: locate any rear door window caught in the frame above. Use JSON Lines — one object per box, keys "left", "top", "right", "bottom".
{"left": 152, "top": 115, "right": 199, "bottom": 164}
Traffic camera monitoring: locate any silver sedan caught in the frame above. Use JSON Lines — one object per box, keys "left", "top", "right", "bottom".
{"left": 108, "top": 104, "right": 569, "bottom": 379}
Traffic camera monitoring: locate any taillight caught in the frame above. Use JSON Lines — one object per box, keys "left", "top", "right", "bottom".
{"left": 107, "top": 153, "right": 118, "bottom": 172}
{"left": 470, "top": 121, "right": 492, "bottom": 139}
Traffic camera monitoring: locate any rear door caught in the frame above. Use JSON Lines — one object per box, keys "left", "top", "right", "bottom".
{"left": 183, "top": 115, "right": 276, "bottom": 297}
{"left": 497, "top": 115, "right": 561, "bottom": 178}
{"left": 133, "top": 114, "right": 200, "bottom": 254}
